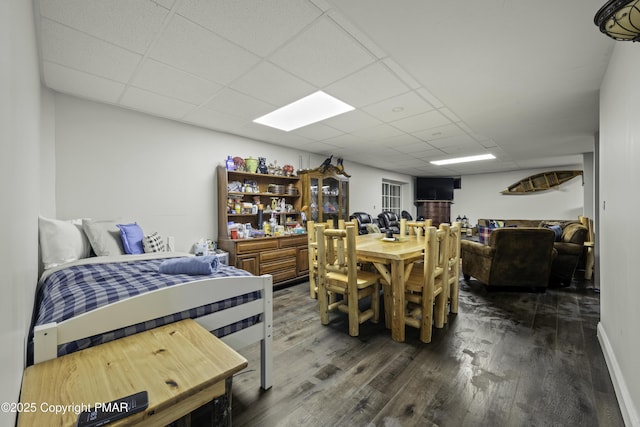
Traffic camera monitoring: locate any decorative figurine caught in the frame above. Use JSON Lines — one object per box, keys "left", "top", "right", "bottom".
{"left": 282, "top": 164, "right": 294, "bottom": 176}
{"left": 258, "top": 157, "right": 268, "bottom": 174}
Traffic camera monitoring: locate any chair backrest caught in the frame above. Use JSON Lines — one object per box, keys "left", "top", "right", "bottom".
{"left": 401, "top": 210, "right": 413, "bottom": 221}
{"left": 421, "top": 225, "right": 439, "bottom": 291}
{"left": 447, "top": 222, "right": 462, "bottom": 283}
{"left": 307, "top": 220, "right": 316, "bottom": 244}
{"left": 407, "top": 218, "right": 431, "bottom": 236}
{"left": 350, "top": 212, "right": 373, "bottom": 234}
{"left": 406, "top": 221, "right": 425, "bottom": 236}
{"left": 489, "top": 227, "right": 556, "bottom": 286}
{"left": 378, "top": 211, "right": 400, "bottom": 233}
{"left": 321, "top": 225, "right": 358, "bottom": 286}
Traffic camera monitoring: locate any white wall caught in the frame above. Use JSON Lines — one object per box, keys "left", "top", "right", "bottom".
{"left": 598, "top": 42, "right": 640, "bottom": 427}
{"left": 452, "top": 165, "right": 584, "bottom": 225}
{"left": 53, "top": 94, "right": 414, "bottom": 250}
{"left": 0, "top": 1, "right": 50, "bottom": 426}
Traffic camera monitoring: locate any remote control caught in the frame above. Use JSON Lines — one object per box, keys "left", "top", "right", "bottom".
{"left": 76, "top": 390, "right": 148, "bottom": 427}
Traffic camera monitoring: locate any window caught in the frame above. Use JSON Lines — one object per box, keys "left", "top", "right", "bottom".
{"left": 382, "top": 180, "right": 402, "bottom": 215}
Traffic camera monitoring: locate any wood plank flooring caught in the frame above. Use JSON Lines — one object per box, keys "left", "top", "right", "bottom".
{"left": 231, "top": 277, "right": 624, "bottom": 427}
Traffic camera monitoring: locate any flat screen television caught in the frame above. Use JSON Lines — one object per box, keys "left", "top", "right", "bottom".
{"left": 415, "top": 177, "right": 455, "bottom": 200}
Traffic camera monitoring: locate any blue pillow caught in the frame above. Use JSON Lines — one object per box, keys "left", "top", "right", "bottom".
{"left": 545, "top": 224, "right": 563, "bottom": 241}
{"left": 117, "top": 223, "right": 145, "bottom": 254}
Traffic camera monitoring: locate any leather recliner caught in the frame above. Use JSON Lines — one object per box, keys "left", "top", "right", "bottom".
{"left": 350, "top": 212, "right": 374, "bottom": 235}
{"left": 377, "top": 211, "right": 401, "bottom": 234}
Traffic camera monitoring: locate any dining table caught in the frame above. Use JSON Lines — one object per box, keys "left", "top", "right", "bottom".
{"left": 355, "top": 232, "right": 426, "bottom": 342}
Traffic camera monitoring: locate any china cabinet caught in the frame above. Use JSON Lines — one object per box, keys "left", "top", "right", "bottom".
{"left": 298, "top": 163, "right": 350, "bottom": 228}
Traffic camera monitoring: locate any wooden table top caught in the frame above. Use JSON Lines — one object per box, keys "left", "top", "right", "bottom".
{"left": 19, "top": 319, "right": 247, "bottom": 426}
{"left": 356, "top": 233, "right": 425, "bottom": 261}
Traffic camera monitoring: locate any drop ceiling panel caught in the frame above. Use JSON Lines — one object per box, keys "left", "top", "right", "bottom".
{"left": 363, "top": 91, "right": 434, "bottom": 122}
{"left": 38, "top": 0, "right": 170, "bottom": 54}
{"left": 183, "top": 108, "right": 250, "bottom": 133}
{"left": 292, "top": 123, "right": 345, "bottom": 141}
{"left": 43, "top": 62, "right": 125, "bottom": 104}
{"left": 390, "top": 110, "right": 451, "bottom": 134}
{"left": 322, "top": 109, "right": 381, "bottom": 133}
{"left": 325, "top": 62, "right": 411, "bottom": 108}
{"left": 132, "top": 59, "right": 222, "bottom": 105}
{"left": 177, "top": 0, "right": 323, "bottom": 56}
{"left": 40, "top": 19, "right": 142, "bottom": 82}
{"left": 149, "top": 15, "right": 260, "bottom": 84}
{"left": 413, "top": 123, "right": 467, "bottom": 142}
{"left": 120, "top": 87, "right": 196, "bottom": 120}
{"left": 348, "top": 124, "right": 405, "bottom": 141}
{"left": 229, "top": 61, "right": 316, "bottom": 106}
{"left": 204, "top": 88, "right": 275, "bottom": 120}
{"left": 269, "top": 16, "right": 376, "bottom": 87}
{"left": 392, "top": 141, "right": 438, "bottom": 154}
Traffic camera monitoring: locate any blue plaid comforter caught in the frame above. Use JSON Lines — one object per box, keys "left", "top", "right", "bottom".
{"left": 32, "top": 257, "right": 259, "bottom": 359}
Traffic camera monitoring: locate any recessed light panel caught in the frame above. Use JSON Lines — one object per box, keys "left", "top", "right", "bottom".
{"left": 431, "top": 154, "right": 496, "bottom": 166}
{"left": 253, "top": 91, "right": 354, "bottom": 131}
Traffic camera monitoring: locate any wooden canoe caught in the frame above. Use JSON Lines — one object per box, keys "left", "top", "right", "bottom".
{"left": 501, "top": 170, "right": 583, "bottom": 194}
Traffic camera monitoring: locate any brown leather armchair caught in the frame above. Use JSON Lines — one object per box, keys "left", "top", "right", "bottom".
{"left": 461, "top": 228, "right": 557, "bottom": 290}
{"left": 545, "top": 222, "right": 588, "bottom": 285}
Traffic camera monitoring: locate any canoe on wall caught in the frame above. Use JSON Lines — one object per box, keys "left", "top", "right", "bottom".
{"left": 501, "top": 170, "right": 583, "bottom": 194}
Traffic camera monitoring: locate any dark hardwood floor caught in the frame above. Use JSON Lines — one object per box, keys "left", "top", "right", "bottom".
{"left": 231, "top": 276, "right": 624, "bottom": 427}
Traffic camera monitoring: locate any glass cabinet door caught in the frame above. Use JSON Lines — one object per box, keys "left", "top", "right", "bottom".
{"left": 309, "top": 177, "right": 319, "bottom": 222}
{"left": 322, "top": 176, "right": 340, "bottom": 226}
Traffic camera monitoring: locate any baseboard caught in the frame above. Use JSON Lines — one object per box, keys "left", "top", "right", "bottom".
{"left": 598, "top": 322, "right": 639, "bottom": 427}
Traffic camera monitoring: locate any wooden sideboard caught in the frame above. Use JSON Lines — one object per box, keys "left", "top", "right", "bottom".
{"left": 218, "top": 234, "right": 308, "bottom": 286}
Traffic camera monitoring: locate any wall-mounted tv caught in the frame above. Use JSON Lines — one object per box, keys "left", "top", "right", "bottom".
{"left": 415, "top": 177, "right": 459, "bottom": 200}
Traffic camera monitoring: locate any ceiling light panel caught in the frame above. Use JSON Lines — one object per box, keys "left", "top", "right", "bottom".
{"left": 430, "top": 154, "right": 496, "bottom": 165}
{"left": 253, "top": 91, "right": 355, "bottom": 131}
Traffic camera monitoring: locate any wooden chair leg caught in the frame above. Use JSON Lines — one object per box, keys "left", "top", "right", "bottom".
{"left": 348, "top": 285, "right": 359, "bottom": 336}
{"left": 372, "top": 282, "right": 380, "bottom": 324}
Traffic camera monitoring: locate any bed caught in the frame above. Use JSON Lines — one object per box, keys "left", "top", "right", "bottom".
{"left": 30, "top": 249, "right": 273, "bottom": 390}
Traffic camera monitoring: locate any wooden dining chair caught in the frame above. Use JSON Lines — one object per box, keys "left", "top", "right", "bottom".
{"left": 446, "top": 222, "right": 462, "bottom": 317}
{"left": 316, "top": 224, "right": 381, "bottom": 336}
{"left": 403, "top": 225, "right": 448, "bottom": 342}
{"left": 406, "top": 221, "right": 426, "bottom": 237}
{"left": 307, "top": 220, "right": 318, "bottom": 299}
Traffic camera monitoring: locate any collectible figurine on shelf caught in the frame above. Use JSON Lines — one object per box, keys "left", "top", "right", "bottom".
{"left": 258, "top": 157, "right": 268, "bottom": 174}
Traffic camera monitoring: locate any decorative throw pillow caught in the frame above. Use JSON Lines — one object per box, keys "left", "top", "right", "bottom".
{"left": 477, "top": 225, "right": 492, "bottom": 245}
{"left": 82, "top": 219, "right": 126, "bottom": 256}
{"left": 366, "top": 223, "right": 381, "bottom": 234}
{"left": 39, "top": 216, "right": 92, "bottom": 269}
{"left": 545, "top": 224, "right": 563, "bottom": 241}
{"left": 117, "top": 223, "right": 145, "bottom": 254}
{"left": 143, "top": 232, "right": 165, "bottom": 253}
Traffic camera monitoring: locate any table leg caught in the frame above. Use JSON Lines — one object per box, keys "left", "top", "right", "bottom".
{"left": 390, "top": 259, "right": 405, "bottom": 342}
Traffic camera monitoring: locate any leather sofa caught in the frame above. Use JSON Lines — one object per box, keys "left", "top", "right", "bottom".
{"left": 478, "top": 219, "right": 588, "bottom": 286}
{"left": 377, "top": 211, "right": 400, "bottom": 234}
{"left": 350, "top": 212, "right": 375, "bottom": 235}
{"left": 461, "top": 227, "right": 557, "bottom": 290}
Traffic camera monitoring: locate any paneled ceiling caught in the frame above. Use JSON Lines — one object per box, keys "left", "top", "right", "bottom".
{"left": 33, "top": 0, "right": 614, "bottom": 176}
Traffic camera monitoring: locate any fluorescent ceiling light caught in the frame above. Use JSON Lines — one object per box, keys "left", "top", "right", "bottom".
{"left": 253, "top": 91, "right": 354, "bottom": 131}
{"left": 430, "top": 154, "right": 496, "bottom": 166}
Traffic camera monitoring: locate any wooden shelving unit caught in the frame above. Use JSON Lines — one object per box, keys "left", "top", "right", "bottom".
{"left": 216, "top": 165, "right": 308, "bottom": 286}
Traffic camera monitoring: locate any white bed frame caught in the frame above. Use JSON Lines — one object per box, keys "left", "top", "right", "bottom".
{"left": 33, "top": 274, "right": 273, "bottom": 390}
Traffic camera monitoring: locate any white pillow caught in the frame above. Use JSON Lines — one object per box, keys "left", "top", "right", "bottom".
{"left": 39, "top": 216, "right": 91, "bottom": 269}
{"left": 82, "top": 219, "right": 126, "bottom": 256}
{"left": 143, "top": 232, "right": 165, "bottom": 253}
